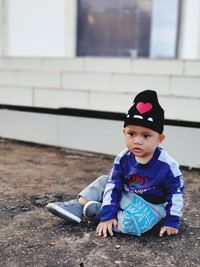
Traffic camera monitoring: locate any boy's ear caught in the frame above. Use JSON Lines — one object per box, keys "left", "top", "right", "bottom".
{"left": 123, "top": 128, "right": 125, "bottom": 134}
{"left": 159, "top": 134, "right": 165, "bottom": 144}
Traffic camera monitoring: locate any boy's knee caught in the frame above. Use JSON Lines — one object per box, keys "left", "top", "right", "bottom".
{"left": 119, "top": 211, "right": 142, "bottom": 235}
{"left": 97, "top": 175, "right": 108, "bottom": 182}
{"left": 96, "top": 175, "right": 108, "bottom": 187}
{"left": 117, "top": 210, "right": 158, "bottom": 236}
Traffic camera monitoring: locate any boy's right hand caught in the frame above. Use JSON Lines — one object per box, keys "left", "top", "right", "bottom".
{"left": 96, "top": 219, "right": 118, "bottom": 237}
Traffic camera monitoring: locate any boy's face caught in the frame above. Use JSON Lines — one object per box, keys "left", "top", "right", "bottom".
{"left": 123, "top": 125, "right": 165, "bottom": 164}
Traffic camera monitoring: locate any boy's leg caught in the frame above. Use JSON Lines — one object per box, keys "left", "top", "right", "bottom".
{"left": 115, "top": 193, "right": 166, "bottom": 236}
{"left": 47, "top": 175, "right": 108, "bottom": 222}
{"left": 79, "top": 175, "right": 108, "bottom": 202}
{"left": 46, "top": 199, "right": 83, "bottom": 223}
{"left": 79, "top": 175, "right": 108, "bottom": 221}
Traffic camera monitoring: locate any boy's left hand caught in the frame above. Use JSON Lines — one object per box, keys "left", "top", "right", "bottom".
{"left": 159, "top": 226, "right": 178, "bottom": 237}
{"left": 96, "top": 219, "right": 118, "bottom": 237}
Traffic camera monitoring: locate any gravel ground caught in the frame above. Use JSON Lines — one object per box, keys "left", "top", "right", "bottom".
{"left": 0, "top": 138, "right": 199, "bottom": 267}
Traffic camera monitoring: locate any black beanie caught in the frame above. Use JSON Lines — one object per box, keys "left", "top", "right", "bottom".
{"left": 124, "top": 90, "right": 164, "bottom": 134}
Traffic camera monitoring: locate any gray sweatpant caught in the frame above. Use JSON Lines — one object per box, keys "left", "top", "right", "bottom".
{"left": 79, "top": 175, "right": 166, "bottom": 236}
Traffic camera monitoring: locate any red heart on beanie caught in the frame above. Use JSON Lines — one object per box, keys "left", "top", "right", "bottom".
{"left": 136, "top": 102, "right": 152, "bottom": 114}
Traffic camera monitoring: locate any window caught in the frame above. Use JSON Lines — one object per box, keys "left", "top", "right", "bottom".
{"left": 77, "top": 0, "right": 180, "bottom": 58}
{"left": 150, "top": 0, "right": 180, "bottom": 58}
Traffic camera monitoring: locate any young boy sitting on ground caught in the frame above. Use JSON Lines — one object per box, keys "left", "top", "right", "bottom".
{"left": 47, "top": 90, "right": 184, "bottom": 238}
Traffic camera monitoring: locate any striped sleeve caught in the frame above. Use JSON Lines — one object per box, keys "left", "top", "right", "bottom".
{"left": 163, "top": 161, "right": 184, "bottom": 229}
{"left": 100, "top": 149, "right": 128, "bottom": 221}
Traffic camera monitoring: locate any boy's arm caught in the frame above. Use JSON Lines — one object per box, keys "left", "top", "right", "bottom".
{"left": 100, "top": 165, "right": 124, "bottom": 221}
{"left": 100, "top": 154, "right": 125, "bottom": 222}
{"left": 97, "top": 164, "right": 122, "bottom": 237}
{"left": 162, "top": 164, "right": 184, "bottom": 232}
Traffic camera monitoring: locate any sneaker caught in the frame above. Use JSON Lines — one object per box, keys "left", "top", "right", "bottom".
{"left": 83, "top": 201, "right": 101, "bottom": 221}
{"left": 46, "top": 199, "right": 83, "bottom": 223}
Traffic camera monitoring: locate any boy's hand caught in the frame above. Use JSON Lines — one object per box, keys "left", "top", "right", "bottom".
{"left": 159, "top": 226, "right": 178, "bottom": 237}
{"left": 96, "top": 219, "right": 118, "bottom": 237}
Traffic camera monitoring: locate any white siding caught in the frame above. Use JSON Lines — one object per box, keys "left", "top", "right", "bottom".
{"left": 0, "top": 57, "right": 199, "bottom": 168}
{"left": 0, "top": 110, "right": 199, "bottom": 168}
{"left": 0, "top": 57, "right": 199, "bottom": 122}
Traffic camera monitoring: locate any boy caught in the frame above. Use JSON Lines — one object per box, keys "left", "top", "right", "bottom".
{"left": 47, "top": 90, "right": 184, "bottom": 238}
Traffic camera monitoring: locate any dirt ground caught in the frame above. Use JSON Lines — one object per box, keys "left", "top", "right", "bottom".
{"left": 0, "top": 138, "right": 199, "bottom": 267}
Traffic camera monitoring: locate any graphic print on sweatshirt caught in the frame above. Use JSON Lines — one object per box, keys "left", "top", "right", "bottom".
{"left": 124, "top": 173, "right": 155, "bottom": 194}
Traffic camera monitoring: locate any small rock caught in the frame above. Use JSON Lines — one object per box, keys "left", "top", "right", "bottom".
{"left": 21, "top": 204, "right": 33, "bottom": 211}
{"left": 30, "top": 193, "right": 66, "bottom": 206}
{"left": 6, "top": 205, "right": 17, "bottom": 210}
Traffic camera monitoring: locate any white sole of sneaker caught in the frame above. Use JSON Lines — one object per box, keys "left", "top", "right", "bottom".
{"left": 47, "top": 203, "right": 81, "bottom": 223}
{"left": 83, "top": 201, "right": 100, "bottom": 219}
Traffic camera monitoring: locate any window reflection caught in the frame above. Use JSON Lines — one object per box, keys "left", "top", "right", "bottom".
{"left": 77, "top": 0, "right": 151, "bottom": 57}
{"left": 77, "top": 0, "right": 180, "bottom": 58}
{"left": 150, "top": 0, "right": 180, "bottom": 58}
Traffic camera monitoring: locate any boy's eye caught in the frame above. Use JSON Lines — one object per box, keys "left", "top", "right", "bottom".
{"left": 127, "top": 132, "right": 134, "bottom": 136}
{"left": 144, "top": 134, "right": 151, "bottom": 138}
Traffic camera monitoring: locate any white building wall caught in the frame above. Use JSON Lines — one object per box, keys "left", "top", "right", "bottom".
{"left": 178, "top": 0, "right": 200, "bottom": 59}
{"left": 0, "top": 57, "right": 199, "bottom": 122}
{"left": 0, "top": 110, "right": 199, "bottom": 169}
{"left": 0, "top": 57, "right": 199, "bottom": 168}
{"left": 0, "top": 1, "right": 200, "bottom": 168}
{"left": 6, "top": 0, "right": 77, "bottom": 57}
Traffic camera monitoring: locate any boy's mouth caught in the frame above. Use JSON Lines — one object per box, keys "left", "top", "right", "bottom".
{"left": 132, "top": 147, "right": 143, "bottom": 153}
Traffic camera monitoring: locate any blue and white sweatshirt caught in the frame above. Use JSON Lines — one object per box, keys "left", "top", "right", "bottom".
{"left": 101, "top": 147, "right": 184, "bottom": 229}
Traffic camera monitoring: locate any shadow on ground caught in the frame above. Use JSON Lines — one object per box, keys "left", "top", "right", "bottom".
{"left": 0, "top": 139, "right": 199, "bottom": 267}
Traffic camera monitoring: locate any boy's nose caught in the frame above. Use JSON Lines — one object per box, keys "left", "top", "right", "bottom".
{"left": 134, "top": 136, "right": 142, "bottom": 144}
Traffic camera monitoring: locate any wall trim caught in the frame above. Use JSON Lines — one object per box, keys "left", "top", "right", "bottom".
{"left": 0, "top": 104, "right": 199, "bottom": 129}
